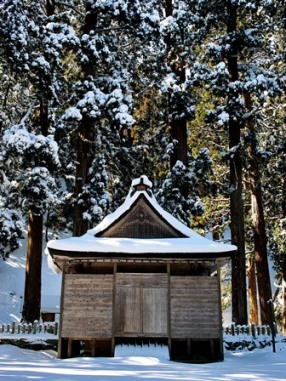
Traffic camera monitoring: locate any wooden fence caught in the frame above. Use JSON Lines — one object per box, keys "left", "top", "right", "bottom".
{"left": 0, "top": 321, "right": 58, "bottom": 336}
{"left": 0, "top": 321, "right": 276, "bottom": 338}
{"left": 223, "top": 323, "right": 277, "bottom": 337}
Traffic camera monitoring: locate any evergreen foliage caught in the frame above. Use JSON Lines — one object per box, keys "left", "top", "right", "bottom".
{"left": 0, "top": 0, "right": 285, "bottom": 327}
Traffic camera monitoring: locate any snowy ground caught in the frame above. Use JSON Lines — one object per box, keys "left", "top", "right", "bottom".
{"left": 1, "top": 240, "right": 286, "bottom": 380}
{"left": 0, "top": 342, "right": 286, "bottom": 381}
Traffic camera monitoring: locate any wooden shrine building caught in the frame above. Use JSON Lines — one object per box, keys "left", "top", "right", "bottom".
{"left": 47, "top": 175, "right": 236, "bottom": 362}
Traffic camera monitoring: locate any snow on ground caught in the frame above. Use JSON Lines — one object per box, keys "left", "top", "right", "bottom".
{"left": 0, "top": 238, "right": 62, "bottom": 324}
{"left": 1, "top": 239, "right": 286, "bottom": 380}
{"left": 0, "top": 342, "right": 286, "bottom": 381}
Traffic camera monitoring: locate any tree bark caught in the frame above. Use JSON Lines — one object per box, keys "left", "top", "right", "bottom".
{"left": 22, "top": 211, "right": 43, "bottom": 323}
{"left": 227, "top": 0, "right": 248, "bottom": 324}
{"left": 72, "top": 4, "right": 96, "bottom": 237}
{"left": 249, "top": 171, "right": 272, "bottom": 324}
{"left": 73, "top": 115, "right": 94, "bottom": 236}
{"left": 247, "top": 256, "right": 259, "bottom": 324}
{"left": 283, "top": 271, "right": 286, "bottom": 335}
{"left": 165, "top": 0, "right": 188, "bottom": 169}
{"left": 22, "top": 0, "right": 55, "bottom": 323}
{"left": 244, "top": 91, "right": 272, "bottom": 325}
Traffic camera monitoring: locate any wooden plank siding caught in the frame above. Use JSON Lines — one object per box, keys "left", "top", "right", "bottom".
{"left": 61, "top": 274, "right": 113, "bottom": 338}
{"left": 115, "top": 273, "right": 168, "bottom": 336}
{"left": 170, "top": 276, "right": 221, "bottom": 339}
{"left": 60, "top": 272, "right": 221, "bottom": 340}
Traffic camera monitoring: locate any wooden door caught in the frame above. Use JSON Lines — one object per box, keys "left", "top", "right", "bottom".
{"left": 142, "top": 288, "right": 167, "bottom": 334}
{"left": 115, "top": 274, "right": 168, "bottom": 337}
{"left": 115, "top": 287, "right": 141, "bottom": 334}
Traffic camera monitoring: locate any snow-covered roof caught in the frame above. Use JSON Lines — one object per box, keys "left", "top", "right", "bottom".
{"left": 87, "top": 175, "right": 193, "bottom": 237}
{"left": 47, "top": 175, "right": 236, "bottom": 259}
{"left": 47, "top": 235, "right": 236, "bottom": 256}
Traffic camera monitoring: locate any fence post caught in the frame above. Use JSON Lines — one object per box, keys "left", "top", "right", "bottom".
{"left": 251, "top": 323, "right": 256, "bottom": 338}
{"left": 267, "top": 299, "right": 276, "bottom": 353}
{"left": 33, "top": 321, "right": 37, "bottom": 334}
{"left": 231, "top": 323, "right": 236, "bottom": 336}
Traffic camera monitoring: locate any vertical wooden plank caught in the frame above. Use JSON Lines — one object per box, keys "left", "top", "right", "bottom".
{"left": 67, "top": 338, "right": 72, "bottom": 358}
{"left": 142, "top": 288, "right": 168, "bottom": 334}
{"left": 187, "top": 338, "right": 191, "bottom": 356}
{"left": 58, "top": 259, "right": 67, "bottom": 359}
{"left": 167, "top": 263, "right": 171, "bottom": 354}
{"left": 210, "top": 339, "right": 214, "bottom": 361}
{"left": 140, "top": 285, "right": 143, "bottom": 335}
{"left": 115, "top": 287, "right": 141, "bottom": 334}
{"left": 111, "top": 263, "right": 117, "bottom": 356}
{"left": 216, "top": 265, "right": 224, "bottom": 360}
{"left": 91, "top": 339, "right": 96, "bottom": 357}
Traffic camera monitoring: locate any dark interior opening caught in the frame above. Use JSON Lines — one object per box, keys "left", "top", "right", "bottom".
{"left": 170, "top": 338, "right": 222, "bottom": 363}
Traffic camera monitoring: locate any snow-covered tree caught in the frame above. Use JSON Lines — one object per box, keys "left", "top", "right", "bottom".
{"left": 0, "top": 0, "right": 285, "bottom": 328}
{"left": 2, "top": 122, "right": 60, "bottom": 322}
{"left": 182, "top": 0, "right": 284, "bottom": 324}
{"left": 0, "top": 0, "right": 66, "bottom": 322}
{"left": 156, "top": 148, "right": 212, "bottom": 225}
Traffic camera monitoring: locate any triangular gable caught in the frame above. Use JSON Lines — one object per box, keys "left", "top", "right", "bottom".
{"left": 95, "top": 193, "right": 186, "bottom": 239}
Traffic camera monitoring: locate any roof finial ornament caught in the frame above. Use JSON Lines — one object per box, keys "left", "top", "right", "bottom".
{"left": 130, "top": 175, "right": 153, "bottom": 197}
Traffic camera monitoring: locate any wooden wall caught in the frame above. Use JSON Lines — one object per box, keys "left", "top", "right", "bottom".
{"left": 59, "top": 267, "right": 223, "bottom": 361}
{"left": 115, "top": 273, "right": 168, "bottom": 336}
{"left": 170, "top": 276, "right": 221, "bottom": 339}
{"left": 61, "top": 274, "right": 113, "bottom": 338}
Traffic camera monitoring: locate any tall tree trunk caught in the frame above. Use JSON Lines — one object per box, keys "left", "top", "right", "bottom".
{"left": 244, "top": 92, "right": 272, "bottom": 325}
{"left": 227, "top": 0, "right": 248, "bottom": 324}
{"left": 72, "top": 5, "right": 96, "bottom": 237}
{"left": 73, "top": 115, "right": 94, "bottom": 236}
{"left": 165, "top": 0, "right": 188, "bottom": 169}
{"left": 22, "top": 1, "right": 55, "bottom": 323}
{"left": 247, "top": 256, "right": 259, "bottom": 324}
{"left": 249, "top": 170, "right": 272, "bottom": 324}
{"left": 283, "top": 271, "right": 286, "bottom": 335}
{"left": 22, "top": 212, "right": 43, "bottom": 323}
{"left": 22, "top": 97, "right": 49, "bottom": 322}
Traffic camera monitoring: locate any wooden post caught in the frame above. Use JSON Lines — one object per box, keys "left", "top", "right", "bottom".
{"left": 216, "top": 264, "right": 224, "bottom": 360}
{"left": 267, "top": 299, "right": 276, "bottom": 353}
{"left": 91, "top": 339, "right": 96, "bottom": 357}
{"left": 58, "top": 259, "right": 67, "bottom": 359}
{"left": 187, "top": 338, "right": 191, "bottom": 357}
{"left": 111, "top": 263, "right": 117, "bottom": 356}
{"left": 251, "top": 323, "right": 256, "bottom": 338}
{"left": 54, "top": 322, "right": 58, "bottom": 336}
{"left": 210, "top": 339, "right": 215, "bottom": 362}
{"left": 67, "top": 339, "right": 73, "bottom": 358}
{"left": 167, "top": 263, "right": 171, "bottom": 358}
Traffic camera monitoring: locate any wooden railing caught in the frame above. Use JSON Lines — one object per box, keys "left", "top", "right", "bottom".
{"left": 0, "top": 321, "right": 279, "bottom": 339}
{"left": 223, "top": 323, "right": 277, "bottom": 337}
{"left": 0, "top": 321, "right": 58, "bottom": 335}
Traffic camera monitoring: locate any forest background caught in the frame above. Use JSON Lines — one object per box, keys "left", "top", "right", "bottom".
{"left": 0, "top": 0, "right": 285, "bottom": 333}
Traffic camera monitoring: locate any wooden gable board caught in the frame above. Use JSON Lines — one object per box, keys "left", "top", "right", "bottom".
{"left": 95, "top": 193, "right": 186, "bottom": 239}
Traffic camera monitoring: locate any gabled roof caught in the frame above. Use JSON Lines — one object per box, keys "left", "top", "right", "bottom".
{"left": 89, "top": 175, "right": 188, "bottom": 239}
{"left": 47, "top": 175, "right": 237, "bottom": 262}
